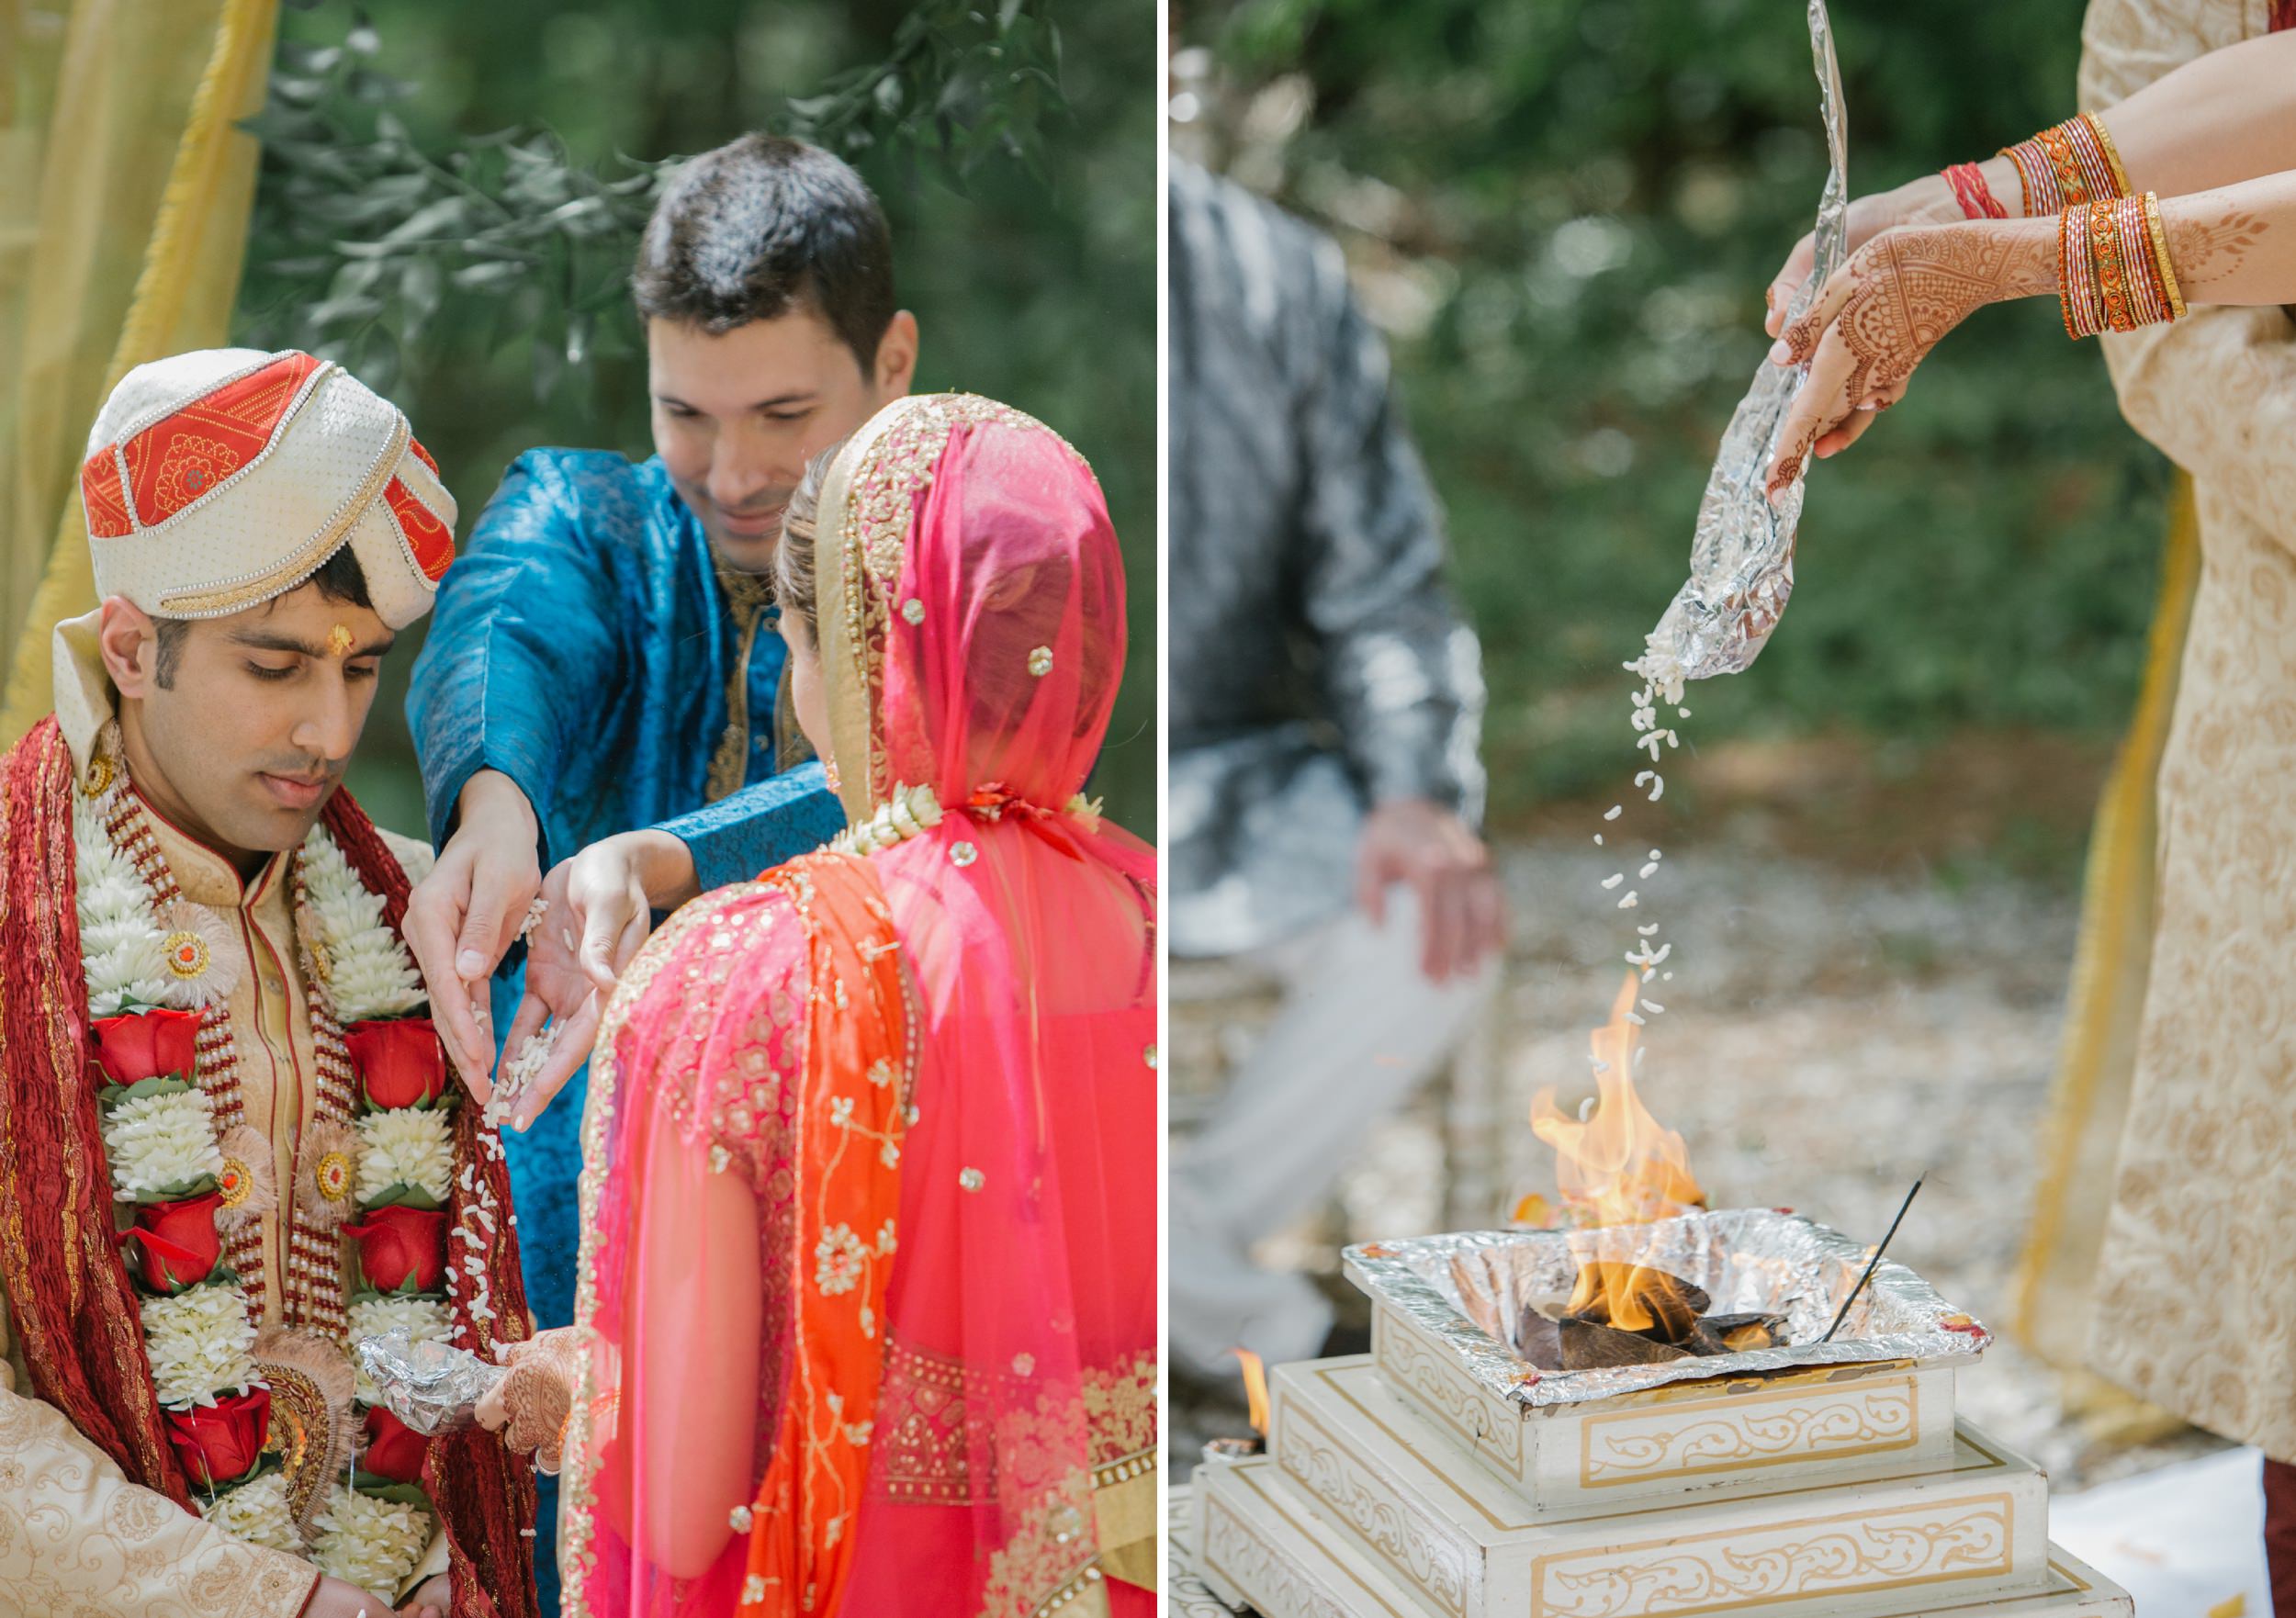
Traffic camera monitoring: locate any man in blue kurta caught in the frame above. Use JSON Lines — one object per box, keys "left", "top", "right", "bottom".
{"left": 402, "top": 133, "right": 917, "bottom": 1612}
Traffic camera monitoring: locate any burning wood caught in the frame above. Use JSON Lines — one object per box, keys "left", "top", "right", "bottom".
{"left": 1512, "top": 1263, "right": 1786, "bottom": 1373}
{"left": 1490, "top": 974, "right": 1792, "bottom": 1372}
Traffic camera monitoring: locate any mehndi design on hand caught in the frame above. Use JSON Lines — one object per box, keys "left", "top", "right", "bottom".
{"left": 1768, "top": 223, "right": 2054, "bottom": 497}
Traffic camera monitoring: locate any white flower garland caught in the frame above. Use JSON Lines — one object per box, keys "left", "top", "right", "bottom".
{"left": 141, "top": 1285, "right": 258, "bottom": 1410}
{"left": 105, "top": 1088, "right": 225, "bottom": 1202}
{"left": 298, "top": 826, "right": 426, "bottom": 1023}
{"left": 73, "top": 787, "right": 183, "bottom": 1017}
{"left": 311, "top": 1484, "right": 433, "bottom": 1593}
{"left": 197, "top": 1470, "right": 300, "bottom": 1553}
{"left": 72, "top": 765, "right": 459, "bottom": 1568}
{"left": 831, "top": 781, "right": 944, "bottom": 856}
{"left": 355, "top": 1107, "right": 456, "bottom": 1207}
{"left": 829, "top": 781, "right": 1108, "bottom": 858}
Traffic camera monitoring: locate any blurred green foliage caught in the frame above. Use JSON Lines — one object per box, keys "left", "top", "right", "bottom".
{"left": 1180, "top": 0, "right": 2171, "bottom": 826}
{"left": 234, "top": 0, "right": 1155, "bottom": 840}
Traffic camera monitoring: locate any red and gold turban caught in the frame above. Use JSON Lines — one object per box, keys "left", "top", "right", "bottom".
{"left": 78, "top": 348, "right": 455, "bottom": 629}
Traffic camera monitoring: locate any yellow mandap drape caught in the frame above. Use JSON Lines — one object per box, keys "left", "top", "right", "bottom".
{"left": 2012, "top": 472, "right": 2197, "bottom": 1440}
{"left": 0, "top": 0, "right": 279, "bottom": 743}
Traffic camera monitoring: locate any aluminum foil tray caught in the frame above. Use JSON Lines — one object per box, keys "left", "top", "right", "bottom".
{"left": 1345, "top": 1208, "right": 1990, "bottom": 1410}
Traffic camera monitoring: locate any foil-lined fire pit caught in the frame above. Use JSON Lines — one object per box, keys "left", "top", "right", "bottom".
{"left": 1348, "top": 1207, "right": 1991, "bottom": 1410}
{"left": 1185, "top": 1205, "right": 2128, "bottom": 1618}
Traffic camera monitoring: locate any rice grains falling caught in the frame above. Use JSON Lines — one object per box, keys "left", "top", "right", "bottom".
{"left": 1589, "top": 660, "right": 1689, "bottom": 1047}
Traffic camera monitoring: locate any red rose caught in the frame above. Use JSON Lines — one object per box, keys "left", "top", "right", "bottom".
{"left": 123, "top": 1193, "right": 223, "bottom": 1291}
{"left": 343, "top": 1018, "right": 450, "bottom": 1111}
{"left": 360, "top": 1404, "right": 430, "bottom": 1483}
{"left": 90, "top": 1008, "right": 202, "bottom": 1085}
{"left": 343, "top": 1205, "right": 447, "bottom": 1294}
{"left": 163, "top": 1385, "right": 270, "bottom": 1489}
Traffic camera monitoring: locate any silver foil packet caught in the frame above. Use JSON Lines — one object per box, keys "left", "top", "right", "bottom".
{"left": 1636, "top": 0, "right": 1849, "bottom": 696}
{"left": 355, "top": 1331, "right": 509, "bottom": 1435}
{"left": 1345, "top": 1208, "right": 1990, "bottom": 1410}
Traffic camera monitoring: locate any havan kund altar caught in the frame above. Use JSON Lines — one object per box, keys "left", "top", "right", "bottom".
{"left": 1179, "top": 1210, "right": 2133, "bottom": 1618}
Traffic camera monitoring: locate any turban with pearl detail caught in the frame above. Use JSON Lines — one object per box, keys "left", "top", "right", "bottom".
{"left": 78, "top": 348, "right": 456, "bottom": 629}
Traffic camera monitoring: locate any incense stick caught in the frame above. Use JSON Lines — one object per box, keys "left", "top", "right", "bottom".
{"left": 1819, "top": 1179, "right": 1923, "bottom": 1343}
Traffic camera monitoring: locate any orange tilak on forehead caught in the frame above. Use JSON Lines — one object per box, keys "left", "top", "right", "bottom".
{"left": 325, "top": 624, "right": 355, "bottom": 658}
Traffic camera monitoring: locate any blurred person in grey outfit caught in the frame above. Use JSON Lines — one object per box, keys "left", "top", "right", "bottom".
{"left": 1168, "top": 155, "right": 1505, "bottom": 1378}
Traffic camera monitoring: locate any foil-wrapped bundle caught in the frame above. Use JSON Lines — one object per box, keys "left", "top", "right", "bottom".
{"left": 1636, "top": 0, "right": 1849, "bottom": 696}
{"left": 355, "top": 1331, "right": 509, "bottom": 1435}
{"left": 1346, "top": 1209, "right": 1990, "bottom": 1409}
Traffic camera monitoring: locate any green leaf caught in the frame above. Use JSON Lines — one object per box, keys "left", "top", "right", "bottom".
{"left": 352, "top": 1474, "right": 434, "bottom": 1508}
{"left": 98, "top": 1074, "right": 195, "bottom": 1108}
{"left": 358, "top": 1183, "right": 442, "bottom": 1213}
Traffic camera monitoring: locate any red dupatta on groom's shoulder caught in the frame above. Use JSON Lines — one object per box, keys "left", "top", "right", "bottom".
{"left": 0, "top": 716, "right": 538, "bottom": 1618}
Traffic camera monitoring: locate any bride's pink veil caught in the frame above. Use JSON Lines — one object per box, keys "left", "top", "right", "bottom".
{"left": 562, "top": 395, "right": 1157, "bottom": 1618}
{"left": 830, "top": 396, "right": 1157, "bottom": 1615}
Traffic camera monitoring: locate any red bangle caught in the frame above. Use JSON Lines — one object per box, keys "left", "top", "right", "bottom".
{"left": 1942, "top": 163, "right": 2008, "bottom": 221}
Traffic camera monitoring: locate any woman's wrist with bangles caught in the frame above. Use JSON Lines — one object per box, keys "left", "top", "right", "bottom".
{"left": 1997, "top": 111, "right": 2132, "bottom": 217}
{"left": 2057, "top": 191, "right": 2183, "bottom": 339}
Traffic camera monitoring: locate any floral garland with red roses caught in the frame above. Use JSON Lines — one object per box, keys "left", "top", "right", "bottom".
{"left": 73, "top": 740, "right": 484, "bottom": 1591}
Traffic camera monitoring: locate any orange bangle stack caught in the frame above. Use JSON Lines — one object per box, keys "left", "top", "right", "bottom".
{"left": 2058, "top": 191, "right": 2183, "bottom": 340}
{"left": 2003, "top": 111, "right": 2131, "bottom": 216}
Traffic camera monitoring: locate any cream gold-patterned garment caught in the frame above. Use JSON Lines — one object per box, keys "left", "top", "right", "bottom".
{"left": 2078, "top": 0, "right": 2296, "bottom": 1458}
{"left": 0, "top": 1328, "right": 317, "bottom": 1617}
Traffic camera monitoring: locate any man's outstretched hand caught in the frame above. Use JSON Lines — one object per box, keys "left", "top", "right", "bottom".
{"left": 404, "top": 770, "right": 542, "bottom": 1102}
{"left": 1356, "top": 798, "right": 1507, "bottom": 984}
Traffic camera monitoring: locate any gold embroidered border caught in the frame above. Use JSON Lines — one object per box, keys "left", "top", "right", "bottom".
{"left": 815, "top": 393, "right": 1086, "bottom": 818}
{"left": 558, "top": 882, "right": 768, "bottom": 1618}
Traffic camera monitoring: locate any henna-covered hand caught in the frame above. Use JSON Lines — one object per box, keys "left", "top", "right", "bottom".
{"left": 1763, "top": 172, "right": 1980, "bottom": 338}
{"left": 1765, "top": 219, "right": 2055, "bottom": 500}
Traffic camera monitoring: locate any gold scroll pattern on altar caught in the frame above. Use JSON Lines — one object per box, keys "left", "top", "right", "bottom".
{"left": 1372, "top": 1306, "right": 1526, "bottom": 1478}
{"left": 1277, "top": 1394, "right": 1473, "bottom": 1618}
{"left": 1200, "top": 1481, "right": 1357, "bottom": 1618}
{"left": 1530, "top": 1492, "right": 2016, "bottom": 1618}
{"left": 1578, "top": 1375, "right": 1920, "bottom": 1487}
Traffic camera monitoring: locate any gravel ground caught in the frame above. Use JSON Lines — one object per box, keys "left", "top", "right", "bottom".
{"left": 1170, "top": 830, "right": 2229, "bottom": 1492}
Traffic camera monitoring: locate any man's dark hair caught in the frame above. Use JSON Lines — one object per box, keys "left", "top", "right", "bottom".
{"left": 151, "top": 543, "right": 373, "bottom": 689}
{"left": 632, "top": 134, "right": 897, "bottom": 376}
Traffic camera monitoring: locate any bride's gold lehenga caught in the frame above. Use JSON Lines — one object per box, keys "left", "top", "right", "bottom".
{"left": 556, "top": 396, "right": 1157, "bottom": 1618}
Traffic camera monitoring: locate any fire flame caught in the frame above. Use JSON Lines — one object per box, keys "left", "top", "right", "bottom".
{"left": 1233, "top": 1348, "right": 1269, "bottom": 1435}
{"left": 1524, "top": 971, "right": 1706, "bottom": 1333}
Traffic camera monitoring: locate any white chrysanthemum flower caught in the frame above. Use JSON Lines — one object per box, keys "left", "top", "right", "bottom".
{"left": 347, "top": 1294, "right": 453, "bottom": 1402}
{"left": 106, "top": 1088, "right": 224, "bottom": 1200}
{"left": 197, "top": 1470, "right": 299, "bottom": 1553}
{"left": 355, "top": 1107, "right": 454, "bottom": 1206}
{"left": 301, "top": 829, "right": 425, "bottom": 1022}
{"left": 141, "top": 1285, "right": 256, "bottom": 1408}
{"left": 84, "top": 949, "right": 177, "bottom": 1018}
{"left": 74, "top": 798, "right": 181, "bottom": 1016}
{"left": 310, "top": 1485, "right": 433, "bottom": 1593}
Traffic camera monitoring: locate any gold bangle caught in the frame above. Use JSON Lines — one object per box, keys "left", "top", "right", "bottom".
{"left": 2088, "top": 199, "right": 2131, "bottom": 331}
{"left": 2082, "top": 111, "right": 2133, "bottom": 198}
{"left": 2142, "top": 190, "right": 2186, "bottom": 321}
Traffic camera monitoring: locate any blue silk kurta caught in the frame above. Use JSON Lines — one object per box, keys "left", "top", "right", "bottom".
{"left": 408, "top": 449, "right": 845, "bottom": 1611}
